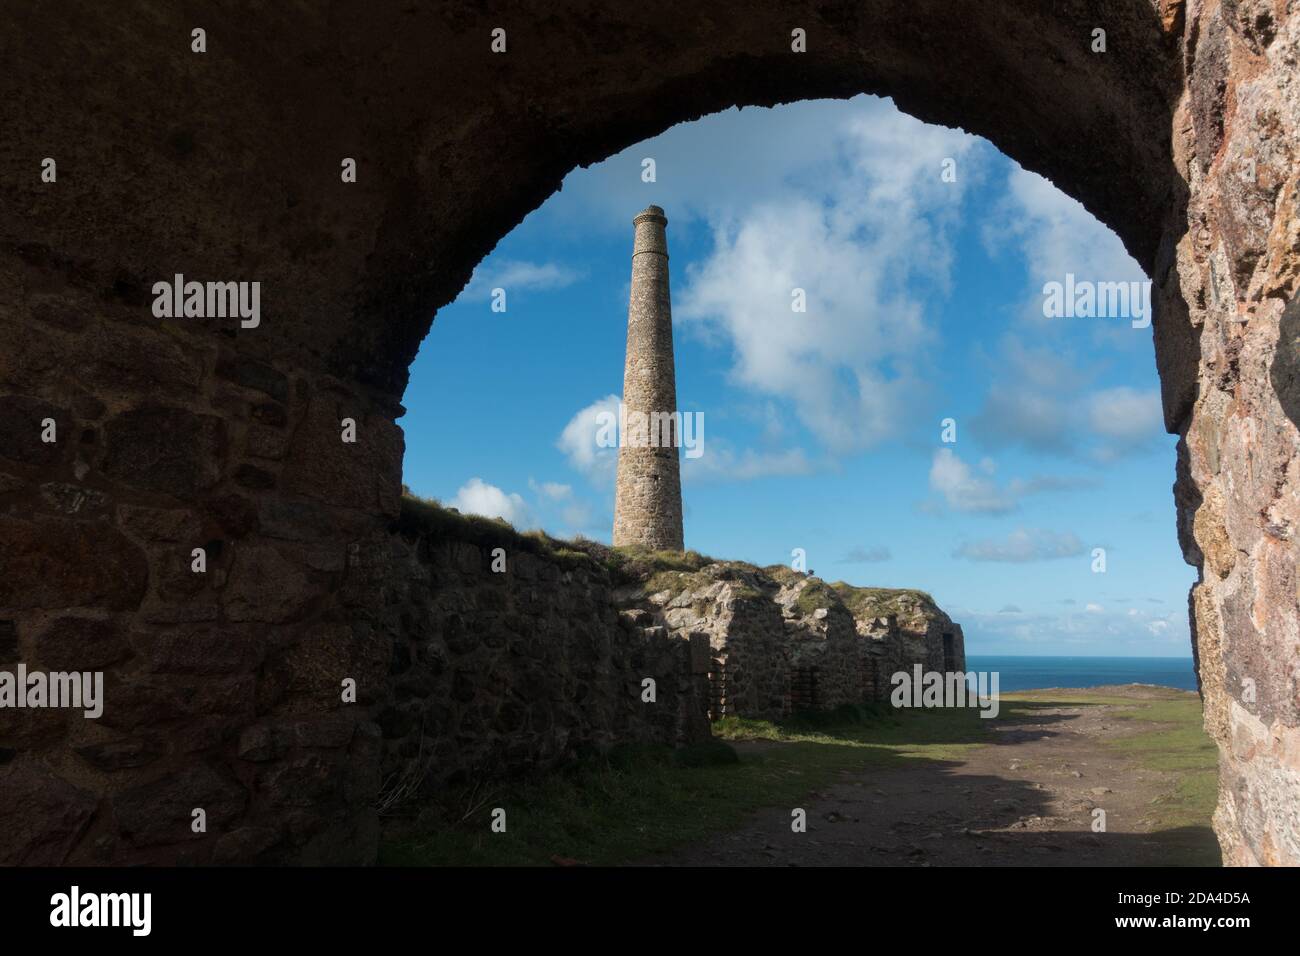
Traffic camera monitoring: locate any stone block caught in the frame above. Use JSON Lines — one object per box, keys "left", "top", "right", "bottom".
{"left": 0, "top": 758, "right": 97, "bottom": 864}
{"left": 36, "top": 615, "right": 130, "bottom": 670}
{"left": 0, "top": 395, "right": 69, "bottom": 468}
{"left": 224, "top": 544, "right": 313, "bottom": 623}
{"left": 281, "top": 395, "right": 403, "bottom": 518}
{"left": 215, "top": 355, "right": 289, "bottom": 402}
{"left": 102, "top": 405, "right": 226, "bottom": 496}
{"left": 0, "top": 515, "right": 148, "bottom": 611}
{"left": 113, "top": 763, "right": 246, "bottom": 848}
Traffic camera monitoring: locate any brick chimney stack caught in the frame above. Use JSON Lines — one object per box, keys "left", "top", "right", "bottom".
{"left": 612, "top": 205, "right": 684, "bottom": 551}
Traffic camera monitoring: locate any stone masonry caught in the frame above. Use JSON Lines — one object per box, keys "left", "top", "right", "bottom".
{"left": 376, "top": 504, "right": 711, "bottom": 811}
{"left": 616, "top": 561, "right": 965, "bottom": 722}
{"left": 613, "top": 206, "right": 685, "bottom": 552}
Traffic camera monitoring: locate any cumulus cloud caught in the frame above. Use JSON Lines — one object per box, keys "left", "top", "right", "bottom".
{"left": 449, "top": 477, "right": 531, "bottom": 526}
{"left": 930, "top": 449, "right": 1016, "bottom": 514}
{"left": 926, "top": 448, "right": 1090, "bottom": 514}
{"left": 966, "top": 168, "right": 1163, "bottom": 463}
{"left": 674, "top": 102, "right": 982, "bottom": 455}
{"left": 550, "top": 96, "right": 974, "bottom": 232}
{"left": 983, "top": 166, "right": 1145, "bottom": 294}
{"left": 460, "top": 259, "right": 581, "bottom": 301}
{"left": 557, "top": 395, "right": 621, "bottom": 484}
{"left": 953, "top": 528, "right": 1086, "bottom": 563}
{"left": 683, "top": 443, "right": 814, "bottom": 483}
{"left": 558, "top": 394, "right": 814, "bottom": 485}
{"left": 441, "top": 475, "right": 606, "bottom": 538}
{"left": 530, "top": 480, "right": 574, "bottom": 501}
{"left": 969, "top": 337, "right": 1166, "bottom": 461}
{"left": 1086, "top": 387, "right": 1164, "bottom": 459}
{"left": 954, "top": 603, "right": 1190, "bottom": 654}
{"left": 527, "top": 478, "right": 600, "bottom": 533}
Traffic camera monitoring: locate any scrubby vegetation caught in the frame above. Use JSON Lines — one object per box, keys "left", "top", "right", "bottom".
{"left": 397, "top": 488, "right": 587, "bottom": 565}
{"left": 830, "top": 582, "right": 939, "bottom": 619}
{"left": 398, "top": 490, "right": 930, "bottom": 618}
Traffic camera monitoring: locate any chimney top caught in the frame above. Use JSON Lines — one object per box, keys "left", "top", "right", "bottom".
{"left": 634, "top": 205, "right": 667, "bottom": 226}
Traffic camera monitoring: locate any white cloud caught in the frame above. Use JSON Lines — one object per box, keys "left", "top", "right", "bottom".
{"left": 926, "top": 449, "right": 1090, "bottom": 514}
{"left": 683, "top": 442, "right": 813, "bottom": 483}
{"left": 460, "top": 259, "right": 581, "bottom": 301}
{"left": 953, "top": 528, "right": 1086, "bottom": 563}
{"left": 983, "top": 166, "right": 1145, "bottom": 293}
{"left": 1086, "top": 386, "right": 1164, "bottom": 458}
{"left": 930, "top": 448, "right": 1017, "bottom": 514}
{"left": 672, "top": 101, "right": 983, "bottom": 455}
{"left": 970, "top": 337, "right": 1166, "bottom": 461}
{"left": 526, "top": 478, "right": 601, "bottom": 535}
{"left": 559, "top": 394, "right": 814, "bottom": 486}
{"left": 971, "top": 385, "right": 1074, "bottom": 456}
{"left": 557, "top": 395, "right": 621, "bottom": 484}
{"left": 548, "top": 97, "right": 945, "bottom": 231}
{"left": 530, "top": 479, "right": 574, "bottom": 501}
{"left": 955, "top": 603, "right": 1190, "bottom": 654}
{"left": 450, "top": 477, "right": 531, "bottom": 526}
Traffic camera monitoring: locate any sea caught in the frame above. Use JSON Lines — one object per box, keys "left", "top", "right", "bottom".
{"left": 964, "top": 656, "right": 1199, "bottom": 692}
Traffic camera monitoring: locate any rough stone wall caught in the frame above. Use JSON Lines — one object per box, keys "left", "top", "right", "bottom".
{"left": 636, "top": 565, "right": 790, "bottom": 718}
{"left": 375, "top": 522, "right": 710, "bottom": 807}
{"left": 778, "top": 582, "right": 868, "bottom": 712}
{"left": 628, "top": 564, "right": 966, "bottom": 720}
{"left": 0, "top": 299, "right": 402, "bottom": 863}
{"left": 1165, "top": 0, "right": 1300, "bottom": 866}
{"left": 613, "top": 206, "right": 685, "bottom": 552}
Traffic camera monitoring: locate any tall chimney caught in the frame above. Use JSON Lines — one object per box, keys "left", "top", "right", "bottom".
{"left": 613, "top": 205, "right": 684, "bottom": 551}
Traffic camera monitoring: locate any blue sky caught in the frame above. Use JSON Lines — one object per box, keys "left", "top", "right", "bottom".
{"left": 401, "top": 95, "right": 1195, "bottom": 659}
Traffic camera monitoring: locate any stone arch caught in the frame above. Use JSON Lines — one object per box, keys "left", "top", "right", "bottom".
{"left": 1, "top": 1, "right": 1295, "bottom": 865}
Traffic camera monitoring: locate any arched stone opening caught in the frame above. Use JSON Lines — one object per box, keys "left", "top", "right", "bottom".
{"left": 1, "top": 1, "right": 1295, "bottom": 865}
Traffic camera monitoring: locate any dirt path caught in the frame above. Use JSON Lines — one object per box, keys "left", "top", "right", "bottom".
{"left": 645, "top": 687, "right": 1212, "bottom": 866}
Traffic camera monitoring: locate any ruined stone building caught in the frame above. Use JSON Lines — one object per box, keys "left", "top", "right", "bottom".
{"left": 376, "top": 509, "right": 966, "bottom": 813}
{"left": 615, "top": 560, "right": 965, "bottom": 721}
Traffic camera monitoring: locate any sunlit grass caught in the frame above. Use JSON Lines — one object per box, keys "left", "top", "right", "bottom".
{"left": 382, "top": 705, "right": 990, "bottom": 866}
{"left": 382, "top": 689, "right": 1220, "bottom": 867}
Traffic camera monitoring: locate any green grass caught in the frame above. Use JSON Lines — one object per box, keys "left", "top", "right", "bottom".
{"left": 396, "top": 492, "right": 599, "bottom": 572}
{"left": 381, "top": 705, "right": 991, "bottom": 866}
{"left": 1004, "top": 688, "right": 1220, "bottom": 865}
{"left": 792, "top": 579, "right": 839, "bottom": 617}
{"left": 829, "top": 582, "right": 938, "bottom": 619}
{"left": 381, "top": 688, "right": 1220, "bottom": 867}
{"left": 1104, "top": 695, "right": 1220, "bottom": 864}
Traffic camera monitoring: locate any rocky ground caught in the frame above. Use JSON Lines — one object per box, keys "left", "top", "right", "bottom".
{"left": 644, "top": 685, "right": 1218, "bottom": 867}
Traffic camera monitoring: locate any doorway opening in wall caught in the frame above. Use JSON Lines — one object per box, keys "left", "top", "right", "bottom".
{"left": 387, "top": 95, "right": 1218, "bottom": 868}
